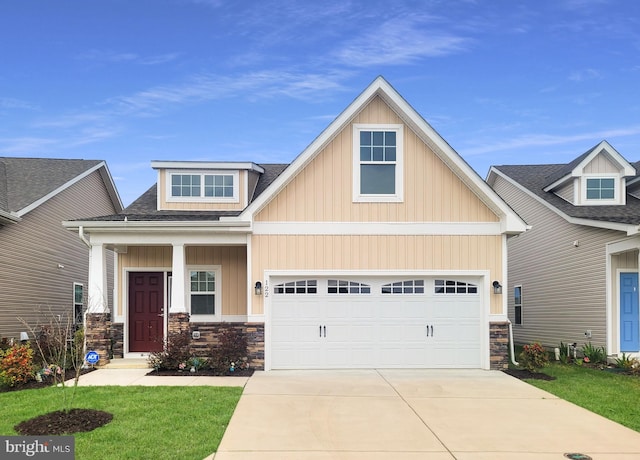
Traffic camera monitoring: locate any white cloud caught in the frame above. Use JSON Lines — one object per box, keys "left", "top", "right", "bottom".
{"left": 569, "top": 68, "right": 602, "bottom": 82}
{"left": 334, "top": 15, "right": 469, "bottom": 67}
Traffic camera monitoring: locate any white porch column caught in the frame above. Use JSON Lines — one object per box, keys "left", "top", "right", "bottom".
{"left": 170, "top": 244, "right": 187, "bottom": 313}
{"left": 88, "top": 243, "right": 108, "bottom": 313}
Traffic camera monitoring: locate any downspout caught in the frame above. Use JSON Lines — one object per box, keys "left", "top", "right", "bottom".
{"left": 78, "top": 226, "right": 91, "bottom": 248}
{"left": 508, "top": 319, "right": 519, "bottom": 366}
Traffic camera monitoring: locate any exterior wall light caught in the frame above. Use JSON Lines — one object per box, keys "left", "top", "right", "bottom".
{"left": 254, "top": 281, "right": 262, "bottom": 296}
{"left": 492, "top": 281, "right": 502, "bottom": 295}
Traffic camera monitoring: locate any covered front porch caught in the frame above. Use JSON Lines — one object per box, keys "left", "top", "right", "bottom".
{"left": 81, "top": 228, "right": 264, "bottom": 367}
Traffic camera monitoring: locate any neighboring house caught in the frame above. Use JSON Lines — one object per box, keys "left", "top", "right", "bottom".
{"left": 488, "top": 140, "right": 640, "bottom": 358}
{"left": 65, "top": 77, "right": 527, "bottom": 370}
{"left": 0, "top": 158, "right": 122, "bottom": 342}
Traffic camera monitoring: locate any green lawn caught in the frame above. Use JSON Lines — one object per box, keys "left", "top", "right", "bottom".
{"left": 0, "top": 386, "right": 242, "bottom": 459}
{"left": 525, "top": 363, "right": 640, "bottom": 432}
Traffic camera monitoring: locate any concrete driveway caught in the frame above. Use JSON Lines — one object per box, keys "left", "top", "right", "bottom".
{"left": 214, "top": 369, "right": 640, "bottom": 459}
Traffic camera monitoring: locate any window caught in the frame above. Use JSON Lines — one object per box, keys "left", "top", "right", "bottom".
{"left": 434, "top": 279, "right": 478, "bottom": 294}
{"left": 353, "top": 124, "right": 403, "bottom": 202}
{"left": 73, "top": 283, "right": 84, "bottom": 329}
{"left": 586, "top": 177, "right": 615, "bottom": 200}
{"left": 273, "top": 280, "right": 318, "bottom": 294}
{"left": 168, "top": 171, "right": 238, "bottom": 201}
{"left": 382, "top": 280, "right": 424, "bottom": 294}
{"left": 190, "top": 270, "right": 216, "bottom": 315}
{"left": 328, "top": 280, "right": 371, "bottom": 294}
{"left": 514, "top": 286, "right": 522, "bottom": 325}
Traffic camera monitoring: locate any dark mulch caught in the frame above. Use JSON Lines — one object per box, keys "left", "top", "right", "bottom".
{"left": 0, "top": 368, "right": 97, "bottom": 393}
{"left": 147, "top": 368, "right": 255, "bottom": 377}
{"left": 503, "top": 368, "right": 556, "bottom": 381}
{"left": 14, "top": 408, "right": 113, "bottom": 435}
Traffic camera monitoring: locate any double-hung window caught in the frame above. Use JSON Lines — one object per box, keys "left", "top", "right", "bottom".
{"left": 189, "top": 267, "right": 221, "bottom": 321}
{"left": 353, "top": 124, "right": 403, "bottom": 202}
{"left": 514, "top": 286, "right": 522, "bottom": 325}
{"left": 168, "top": 171, "right": 238, "bottom": 202}
{"left": 73, "top": 283, "right": 84, "bottom": 329}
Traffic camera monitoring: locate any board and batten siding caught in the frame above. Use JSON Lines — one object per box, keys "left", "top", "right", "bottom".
{"left": 492, "top": 173, "right": 625, "bottom": 350}
{"left": 156, "top": 169, "right": 247, "bottom": 211}
{"left": 117, "top": 245, "right": 247, "bottom": 317}
{"left": 250, "top": 234, "right": 503, "bottom": 315}
{"left": 255, "top": 96, "right": 499, "bottom": 224}
{"left": 0, "top": 171, "right": 117, "bottom": 340}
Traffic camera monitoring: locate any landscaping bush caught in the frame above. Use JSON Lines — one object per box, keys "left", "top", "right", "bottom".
{"left": 519, "top": 342, "right": 549, "bottom": 372}
{"left": 209, "top": 328, "right": 249, "bottom": 373}
{"left": 148, "top": 330, "right": 192, "bottom": 371}
{"left": 582, "top": 342, "right": 607, "bottom": 365}
{"left": 0, "top": 343, "right": 35, "bottom": 387}
{"left": 614, "top": 353, "right": 640, "bottom": 372}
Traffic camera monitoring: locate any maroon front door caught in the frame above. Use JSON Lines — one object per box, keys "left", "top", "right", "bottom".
{"left": 129, "top": 272, "right": 164, "bottom": 352}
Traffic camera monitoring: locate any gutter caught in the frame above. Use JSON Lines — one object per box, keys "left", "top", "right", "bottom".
{"left": 78, "top": 226, "right": 91, "bottom": 248}
{"left": 508, "top": 319, "right": 519, "bottom": 366}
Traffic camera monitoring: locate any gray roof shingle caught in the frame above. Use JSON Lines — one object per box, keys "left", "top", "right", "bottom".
{"left": 0, "top": 157, "right": 102, "bottom": 212}
{"left": 79, "top": 163, "right": 290, "bottom": 222}
{"left": 494, "top": 163, "right": 640, "bottom": 225}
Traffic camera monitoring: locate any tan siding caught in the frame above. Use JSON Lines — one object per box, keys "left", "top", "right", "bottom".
{"left": 492, "top": 174, "right": 622, "bottom": 350}
{"left": 158, "top": 169, "right": 246, "bottom": 211}
{"left": 555, "top": 181, "right": 574, "bottom": 203}
{"left": 255, "top": 96, "right": 498, "bottom": 224}
{"left": 584, "top": 153, "right": 618, "bottom": 174}
{"left": 0, "top": 171, "right": 117, "bottom": 340}
{"left": 117, "top": 245, "right": 247, "bottom": 317}
{"left": 250, "top": 234, "right": 503, "bottom": 315}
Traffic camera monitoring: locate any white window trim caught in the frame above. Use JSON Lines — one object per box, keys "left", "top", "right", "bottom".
{"left": 166, "top": 170, "right": 239, "bottom": 203}
{"left": 580, "top": 174, "right": 621, "bottom": 205}
{"left": 73, "top": 282, "right": 84, "bottom": 326}
{"left": 187, "top": 265, "right": 222, "bottom": 322}
{"left": 352, "top": 124, "right": 404, "bottom": 203}
{"left": 514, "top": 285, "right": 522, "bottom": 326}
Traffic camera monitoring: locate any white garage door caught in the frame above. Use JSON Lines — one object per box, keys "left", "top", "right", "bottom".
{"left": 269, "top": 277, "right": 483, "bottom": 369}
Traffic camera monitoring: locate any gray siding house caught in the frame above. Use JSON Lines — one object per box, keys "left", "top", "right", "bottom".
{"left": 487, "top": 141, "right": 640, "bottom": 359}
{"left": 0, "top": 158, "right": 122, "bottom": 342}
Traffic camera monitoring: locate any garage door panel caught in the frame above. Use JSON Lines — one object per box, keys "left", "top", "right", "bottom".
{"left": 270, "top": 277, "right": 483, "bottom": 369}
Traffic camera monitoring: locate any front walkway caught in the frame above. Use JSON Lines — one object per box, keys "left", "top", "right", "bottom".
{"left": 213, "top": 369, "right": 640, "bottom": 459}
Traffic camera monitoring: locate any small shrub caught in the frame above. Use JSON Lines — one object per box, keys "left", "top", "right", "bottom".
{"left": 519, "top": 342, "right": 549, "bottom": 372}
{"left": 614, "top": 353, "right": 639, "bottom": 371}
{"left": 210, "top": 328, "right": 249, "bottom": 373}
{"left": 148, "top": 330, "right": 192, "bottom": 371}
{"left": 558, "top": 342, "right": 571, "bottom": 364}
{"left": 0, "top": 343, "right": 35, "bottom": 387}
{"left": 582, "top": 342, "right": 607, "bottom": 364}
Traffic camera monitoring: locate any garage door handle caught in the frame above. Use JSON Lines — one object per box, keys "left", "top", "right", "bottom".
{"left": 319, "top": 325, "right": 322, "bottom": 337}
{"left": 431, "top": 325, "right": 434, "bottom": 337}
{"left": 323, "top": 326, "right": 326, "bottom": 337}
{"left": 426, "top": 325, "right": 429, "bottom": 337}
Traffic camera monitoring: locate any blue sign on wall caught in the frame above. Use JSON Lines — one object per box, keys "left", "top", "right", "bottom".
{"left": 85, "top": 351, "right": 100, "bottom": 365}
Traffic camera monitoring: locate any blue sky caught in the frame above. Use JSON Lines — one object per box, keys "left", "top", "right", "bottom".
{"left": 2, "top": 1, "right": 640, "bottom": 206}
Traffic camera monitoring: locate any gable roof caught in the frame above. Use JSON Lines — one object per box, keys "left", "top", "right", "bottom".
{"left": 543, "top": 140, "right": 636, "bottom": 192}
{"left": 238, "top": 76, "right": 527, "bottom": 234}
{"left": 0, "top": 157, "right": 123, "bottom": 223}
{"left": 488, "top": 153, "right": 640, "bottom": 234}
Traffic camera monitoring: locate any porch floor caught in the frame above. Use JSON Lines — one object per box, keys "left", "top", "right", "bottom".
{"left": 100, "top": 358, "right": 150, "bottom": 369}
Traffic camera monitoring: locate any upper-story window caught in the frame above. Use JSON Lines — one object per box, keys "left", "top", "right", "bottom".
{"left": 586, "top": 177, "right": 615, "bottom": 200}
{"left": 168, "top": 171, "right": 239, "bottom": 202}
{"left": 353, "top": 124, "right": 403, "bottom": 202}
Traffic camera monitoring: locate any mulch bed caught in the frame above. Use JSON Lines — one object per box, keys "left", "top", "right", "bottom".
{"left": 14, "top": 409, "right": 113, "bottom": 435}
{"left": 503, "top": 368, "right": 556, "bottom": 381}
{"left": 0, "top": 368, "right": 97, "bottom": 393}
{"left": 146, "top": 368, "right": 255, "bottom": 377}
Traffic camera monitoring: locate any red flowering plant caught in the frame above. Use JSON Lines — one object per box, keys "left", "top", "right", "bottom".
{"left": 519, "top": 342, "right": 549, "bottom": 372}
{"left": 0, "top": 343, "right": 35, "bottom": 387}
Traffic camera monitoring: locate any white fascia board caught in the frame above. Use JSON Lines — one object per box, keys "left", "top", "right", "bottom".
{"left": 151, "top": 161, "right": 264, "bottom": 174}
{"left": 86, "top": 231, "right": 249, "bottom": 246}
{"left": 63, "top": 219, "right": 251, "bottom": 232}
{"left": 575, "top": 141, "right": 636, "bottom": 177}
{"left": 0, "top": 209, "right": 20, "bottom": 223}
{"left": 253, "top": 221, "right": 503, "bottom": 235}
{"left": 489, "top": 167, "right": 639, "bottom": 236}
{"left": 17, "top": 162, "right": 113, "bottom": 217}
